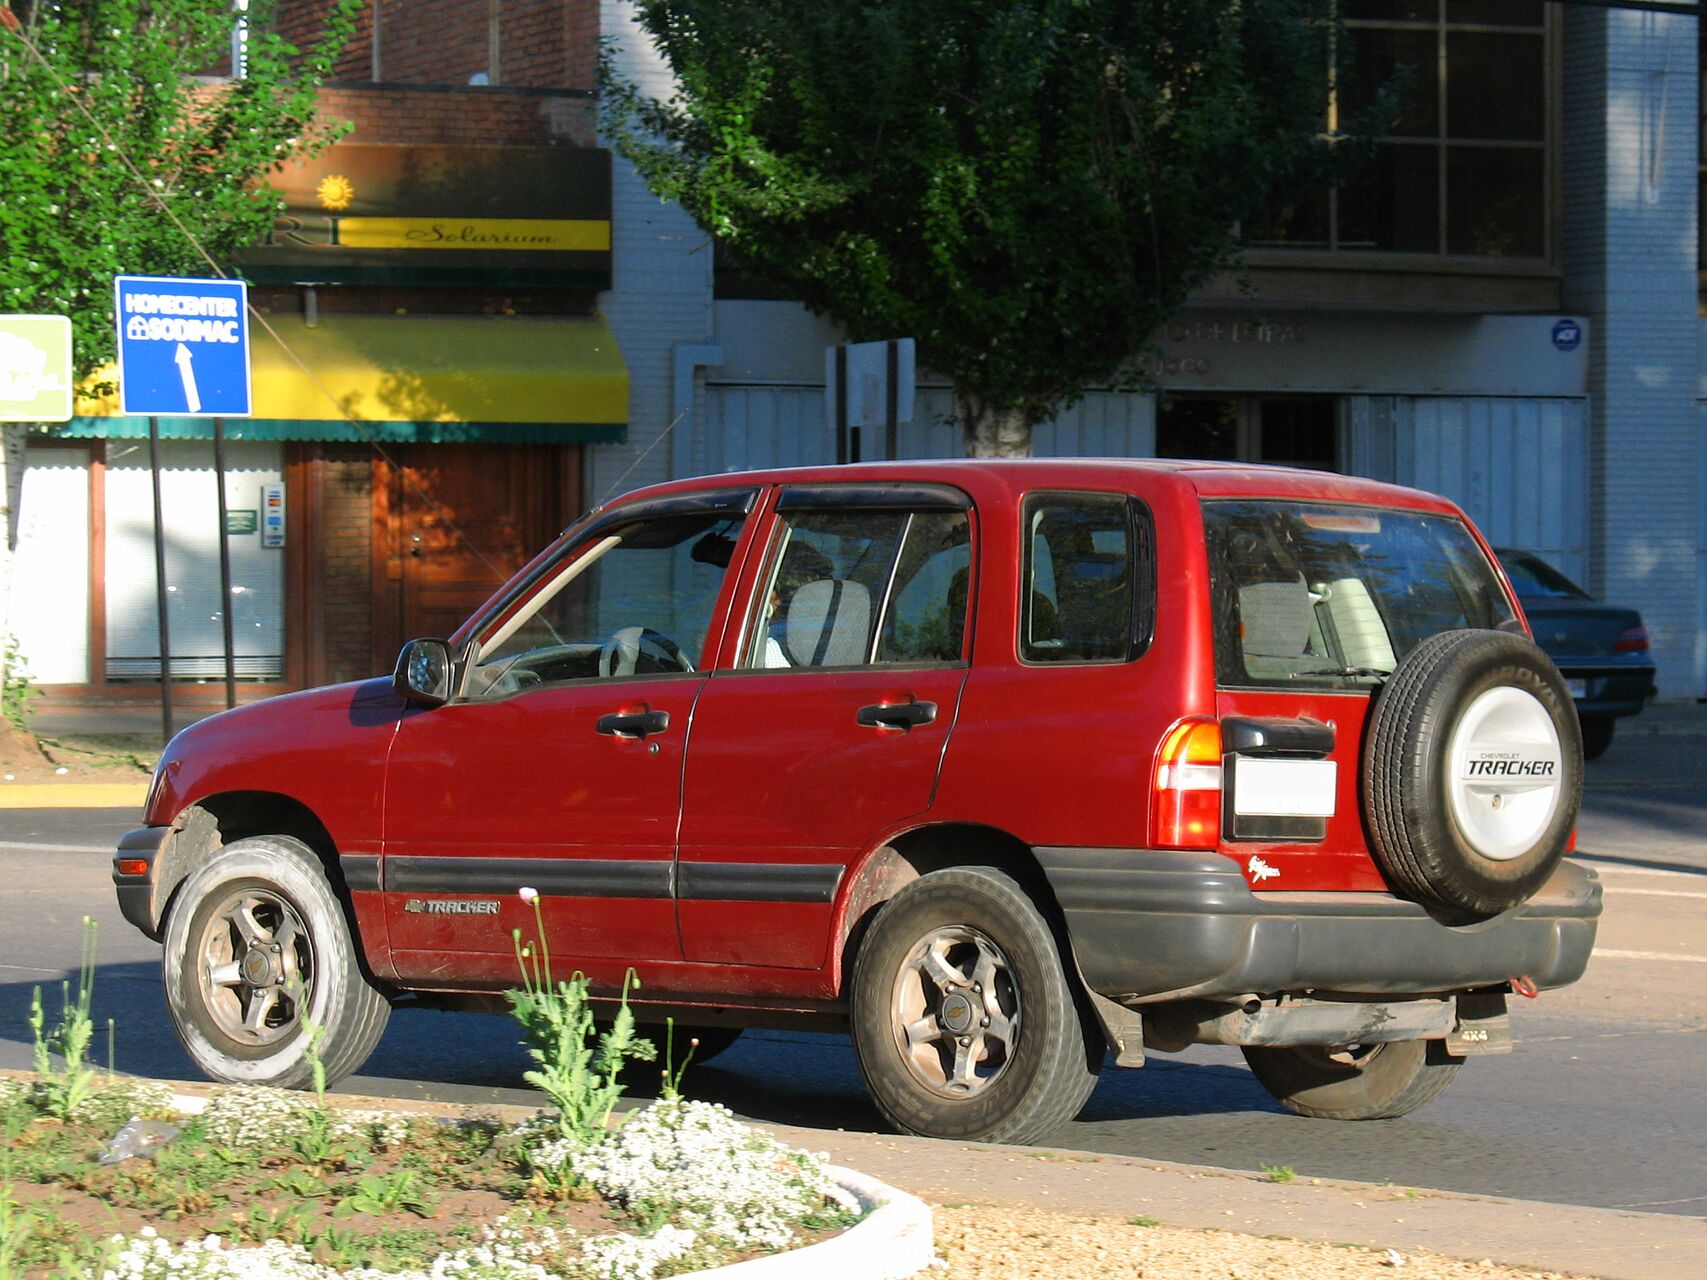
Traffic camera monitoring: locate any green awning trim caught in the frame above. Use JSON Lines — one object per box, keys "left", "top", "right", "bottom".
{"left": 53, "top": 417, "right": 625, "bottom": 445}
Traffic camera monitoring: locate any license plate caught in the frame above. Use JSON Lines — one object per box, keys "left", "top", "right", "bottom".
{"left": 1566, "top": 679, "right": 1587, "bottom": 699}
{"left": 1232, "top": 758, "right": 1338, "bottom": 818}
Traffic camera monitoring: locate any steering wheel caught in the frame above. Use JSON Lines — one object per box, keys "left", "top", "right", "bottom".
{"left": 598, "top": 626, "right": 695, "bottom": 678}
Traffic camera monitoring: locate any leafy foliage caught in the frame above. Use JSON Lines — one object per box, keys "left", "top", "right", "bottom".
{"left": 0, "top": 0, "right": 361, "bottom": 383}
{"left": 27, "top": 915, "right": 99, "bottom": 1120}
{"left": 606, "top": 0, "right": 1384, "bottom": 454}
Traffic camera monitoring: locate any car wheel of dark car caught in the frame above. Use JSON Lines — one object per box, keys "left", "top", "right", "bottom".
{"left": 1242, "top": 1039, "right": 1464, "bottom": 1120}
{"left": 162, "top": 836, "right": 391, "bottom": 1089}
{"left": 1578, "top": 714, "right": 1616, "bottom": 761}
{"left": 849, "top": 866, "right": 1100, "bottom": 1144}
{"left": 1363, "top": 629, "right": 1583, "bottom": 918}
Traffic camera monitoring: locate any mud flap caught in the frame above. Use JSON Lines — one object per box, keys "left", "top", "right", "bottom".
{"left": 1446, "top": 991, "right": 1513, "bottom": 1055}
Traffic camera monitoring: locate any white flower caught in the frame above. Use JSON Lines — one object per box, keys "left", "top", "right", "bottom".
{"left": 518, "top": 886, "right": 540, "bottom": 904}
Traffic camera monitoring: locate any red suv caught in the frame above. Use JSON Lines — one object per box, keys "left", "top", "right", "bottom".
{"left": 114, "top": 460, "right": 1600, "bottom": 1142}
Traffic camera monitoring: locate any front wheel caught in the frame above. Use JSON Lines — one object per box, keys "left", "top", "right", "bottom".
{"left": 162, "top": 835, "right": 391, "bottom": 1090}
{"left": 1242, "top": 1039, "right": 1463, "bottom": 1120}
{"left": 849, "top": 867, "right": 1100, "bottom": 1144}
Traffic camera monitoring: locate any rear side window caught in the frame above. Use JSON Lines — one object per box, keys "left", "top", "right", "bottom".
{"left": 1020, "top": 493, "right": 1154, "bottom": 663}
{"left": 1203, "top": 500, "right": 1516, "bottom": 690}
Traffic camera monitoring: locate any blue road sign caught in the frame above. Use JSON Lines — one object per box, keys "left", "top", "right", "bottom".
{"left": 114, "top": 275, "right": 251, "bottom": 417}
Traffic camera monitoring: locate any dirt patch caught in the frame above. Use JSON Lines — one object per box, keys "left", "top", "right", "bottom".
{"left": 931, "top": 1204, "right": 1589, "bottom": 1280}
{"left": 0, "top": 727, "right": 154, "bottom": 782}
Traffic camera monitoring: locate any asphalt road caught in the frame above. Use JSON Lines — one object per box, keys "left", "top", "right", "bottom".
{"left": 2, "top": 717, "right": 1703, "bottom": 1217}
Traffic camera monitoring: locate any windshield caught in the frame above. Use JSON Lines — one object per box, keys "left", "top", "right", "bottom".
{"left": 1496, "top": 549, "right": 1591, "bottom": 601}
{"left": 1204, "top": 500, "right": 1516, "bottom": 690}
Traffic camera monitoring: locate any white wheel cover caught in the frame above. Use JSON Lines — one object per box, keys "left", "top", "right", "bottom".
{"left": 1446, "top": 686, "right": 1565, "bottom": 862}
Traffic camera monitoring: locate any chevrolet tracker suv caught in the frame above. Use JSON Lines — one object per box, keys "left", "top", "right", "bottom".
{"left": 113, "top": 460, "right": 1601, "bottom": 1143}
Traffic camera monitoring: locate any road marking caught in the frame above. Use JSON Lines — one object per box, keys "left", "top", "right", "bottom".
{"left": 1605, "top": 887, "right": 1707, "bottom": 900}
{"left": 1593, "top": 948, "right": 1707, "bottom": 964}
{"left": 0, "top": 841, "right": 113, "bottom": 855}
{"left": 1576, "top": 860, "right": 1706, "bottom": 879}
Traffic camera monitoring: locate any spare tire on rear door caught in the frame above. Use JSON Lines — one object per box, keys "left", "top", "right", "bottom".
{"left": 1363, "top": 628, "right": 1582, "bottom": 918}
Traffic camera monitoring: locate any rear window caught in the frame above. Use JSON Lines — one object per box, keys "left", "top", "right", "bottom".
{"left": 1203, "top": 500, "right": 1515, "bottom": 690}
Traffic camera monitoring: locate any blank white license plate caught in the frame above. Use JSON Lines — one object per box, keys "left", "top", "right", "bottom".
{"left": 1233, "top": 758, "right": 1338, "bottom": 818}
{"left": 1566, "top": 679, "right": 1588, "bottom": 698}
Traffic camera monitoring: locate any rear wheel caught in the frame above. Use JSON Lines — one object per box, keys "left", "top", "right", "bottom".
{"left": 162, "top": 835, "right": 390, "bottom": 1089}
{"left": 849, "top": 867, "right": 1100, "bottom": 1144}
{"left": 1243, "top": 1039, "right": 1463, "bottom": 1120}
{"left": 1579, "top": 714, "right": 1615, "bottom": 761}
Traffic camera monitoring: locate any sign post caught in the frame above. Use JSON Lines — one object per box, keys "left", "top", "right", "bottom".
{"left": 825, "top": 338, "right": 915, "bottom": 463}
{"left": 113, "top": 276, "right": 252, "bottom": 738}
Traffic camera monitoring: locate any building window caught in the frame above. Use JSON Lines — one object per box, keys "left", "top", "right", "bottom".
{"left": 1156, "top": 396, "right": 1340, "bottom": 472}
{"left": 1255, "top": 1, "right": 1548, "bottom": 259}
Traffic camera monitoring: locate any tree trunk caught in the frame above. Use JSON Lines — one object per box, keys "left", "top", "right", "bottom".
{"left": 958, "top": 395, "right": 1034, "bottom": 458}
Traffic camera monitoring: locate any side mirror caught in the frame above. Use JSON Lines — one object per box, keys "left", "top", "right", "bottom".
{"left": 393, "top": 638, "right": 455, "bottom": 706}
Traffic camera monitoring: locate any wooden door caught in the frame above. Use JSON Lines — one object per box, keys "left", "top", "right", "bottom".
{"left": 372, "top": 443, "right": 576, "bottom": 670}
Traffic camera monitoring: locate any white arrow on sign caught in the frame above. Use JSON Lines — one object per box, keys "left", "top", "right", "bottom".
{"left": 174, "top": 342, "right": 201, "bottom": 413}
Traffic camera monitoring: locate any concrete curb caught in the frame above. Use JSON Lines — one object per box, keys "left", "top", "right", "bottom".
{"left": 0, "top": 782, "right": 147, "bottom": 808}
{"left": 159, "top": 1091, "right": 934, "bottom": 1280}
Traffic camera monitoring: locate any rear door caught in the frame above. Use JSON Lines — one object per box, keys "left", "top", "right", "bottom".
{"left": 676, "top": 484, "right": 975, "bottom": 969}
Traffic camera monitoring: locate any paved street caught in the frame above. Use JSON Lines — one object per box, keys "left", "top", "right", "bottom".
{"left": 2, "top": 710, "right": 1702, "bottom": 1217}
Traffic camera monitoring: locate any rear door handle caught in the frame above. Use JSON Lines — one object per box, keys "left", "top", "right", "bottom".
{"left": 857, "top": 700, "right": 937, "bottom": 730}
{"left": 597, "top": 709, "right": 670, "bottom": 738}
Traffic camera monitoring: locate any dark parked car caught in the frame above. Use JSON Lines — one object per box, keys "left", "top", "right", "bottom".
{"left": 1496, "top": 549, "right": 1656, "bottom": 759}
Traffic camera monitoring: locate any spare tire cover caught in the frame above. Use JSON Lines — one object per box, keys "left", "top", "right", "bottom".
{"left": 1362, "top": 628, "right": 1582, "bottom": 918}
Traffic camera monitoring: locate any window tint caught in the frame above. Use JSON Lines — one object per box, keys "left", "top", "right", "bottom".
{"left": 749, "top": 508, "right": 971, "bottom": 669}
{"left": 1203, "top": 501, "right": 1516, "bottom": 690}
{"left": 468, "top": 513, "right": 744, "bottom": 696}
{"left": 1021, "top": 494, "right": 1149, "bottom": 663}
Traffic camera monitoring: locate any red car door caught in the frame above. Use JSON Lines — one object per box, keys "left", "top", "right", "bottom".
{"left": 677, "top": 484, "right": 975, "bottom": 970}
{"left": 382, "top": 489, "right": 758, "bottom": 983}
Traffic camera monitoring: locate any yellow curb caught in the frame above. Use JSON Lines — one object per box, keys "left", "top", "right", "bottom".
{"left": 0, "top": 782, "right": 148, "bottom": 809}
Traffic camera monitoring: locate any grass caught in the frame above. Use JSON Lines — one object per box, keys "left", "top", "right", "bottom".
{"left": 35, "top": 733, "right": 159, "bottom": 773}
{"left": 1260, "top": 1162, "right": 1297, "bottom": 1184}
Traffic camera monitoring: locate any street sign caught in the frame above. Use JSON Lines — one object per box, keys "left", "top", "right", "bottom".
{"left": 825, "top": 337, "right": 915, "bottom": 462}
{"left": 0, "top": 314, "right": 74, "bottom": 422}
{"left": 113, "top": 275, "right": 252, "bottom": 417}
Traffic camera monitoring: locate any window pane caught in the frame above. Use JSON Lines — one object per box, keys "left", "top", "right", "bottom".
{"left": 1344, "top": 27, "right": 1438, "bottom": 138}
{"left": 1156, "top": 398, "right": 1239, "bottom": 460}
{"left": 1447, "top": 147, "right": 1544, "bottom": 255}
{"left": 1346, "top": 1, "right": 1435, "bottom": 21}
{"left": 751, "top": 510, "right": 908, "bottom": 668}
{"left": 1259, "top": 399, "right": 1339, "bottom": 471}
{"left": 1338, "top": 144, "right": 1439, "bottom": 252}
{"left": 1247, "top": 190, "right": 1331, "bottom": 248}
{"left": 471, "top": 514, "right": 743, "bottom": 694}
{"left": 1022, "top": 496, "right": 1135, "bottom": 664}
{"left": 877, "top": 513, "right": 972, "bottom": 663}
{"left": 1446, "top": 1, "right": 1543, "bottom": 27}
{"left": 1447, "top": 33, "right": 1543, "bottom": 140}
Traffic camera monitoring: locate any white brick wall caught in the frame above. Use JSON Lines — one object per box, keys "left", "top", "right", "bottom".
{"left": 1562, "top": 8, "right": 1701, "bottom": 699}
{"left": 591, "top": 1, "right": 715, "bottom": 507}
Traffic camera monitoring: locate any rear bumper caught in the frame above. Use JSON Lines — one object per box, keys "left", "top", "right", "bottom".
{"left": 1036, "top": 848, "right": 1601, "bottom": 1003}
{"left": 1556, "top": 662, "right": 1656, "bottom": 718}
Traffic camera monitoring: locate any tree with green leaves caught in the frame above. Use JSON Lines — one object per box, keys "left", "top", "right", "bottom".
{"left": 0, "top": 0, "right": 358, "bottom": 732}
{"left": 605, "top": 0, "right": 1381, "bottom": 458}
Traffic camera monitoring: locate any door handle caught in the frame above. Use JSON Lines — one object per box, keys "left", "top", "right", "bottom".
{"left": 596, "top": 709, "right": 670, "bottom": 738}
{"left": 856, "top": 700, "right": 937, "bottom": 731}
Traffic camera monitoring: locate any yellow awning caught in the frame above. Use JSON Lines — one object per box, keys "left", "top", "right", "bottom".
{"left": 70, "top": 312, "right": 627, "bottom": 442}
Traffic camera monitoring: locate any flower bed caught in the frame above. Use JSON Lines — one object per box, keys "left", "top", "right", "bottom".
{"left": 0, "top": 1077, "right": 861, "bottom": 1280}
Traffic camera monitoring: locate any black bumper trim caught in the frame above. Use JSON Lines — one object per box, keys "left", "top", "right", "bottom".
{"left": 1035, "top": 847, "right": 1602, "bottom": 1002}
{"left": 112, "top": 826, "right": 171, "bottom": 940}
{"left": 340, "top": 854, "right": 382, "bottom": 893}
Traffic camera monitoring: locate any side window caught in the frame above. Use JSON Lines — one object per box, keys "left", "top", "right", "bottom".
{"left": 747, "top": 508, "right": 972, "bottom": 669}
{"left": 467, "top": 513, "right": 744, "bottom": 697}
{"left": 1021, "top": 493, "right": 1150, "bottom": 664}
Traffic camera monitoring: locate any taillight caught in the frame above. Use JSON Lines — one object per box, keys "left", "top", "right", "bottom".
{"left": 1614, "top": 626, "right": 1649, "bottom": 652}
{"left": 1154, "top": 718, "right": 1222, "bottom": 849}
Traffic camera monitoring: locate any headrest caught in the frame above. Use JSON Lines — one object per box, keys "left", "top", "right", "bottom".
{"left": 786, "top": 579, "right": 873, "bottom": 666}
{"left": 1239, "top": 576, "right": 1312, "bottom": 658}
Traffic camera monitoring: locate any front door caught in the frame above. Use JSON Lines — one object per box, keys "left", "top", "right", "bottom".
{"left": 373, "top": 443, "right": 575, "bottom": 671}
{"left": 382, "top": 494, "right": 755, "bottom": 984}
{"left": 678, "top": 487, "right": 975, "bottom": 970}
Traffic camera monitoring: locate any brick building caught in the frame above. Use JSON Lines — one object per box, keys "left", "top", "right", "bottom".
{"left": 11, "top": 2, "right": 1707, "bottom": 707}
